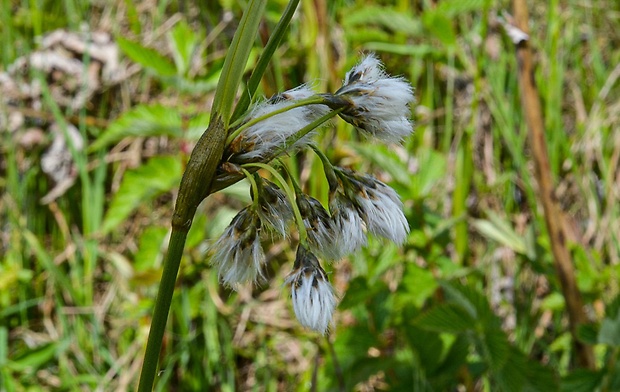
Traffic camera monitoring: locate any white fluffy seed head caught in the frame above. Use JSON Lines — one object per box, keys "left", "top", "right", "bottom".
{"left": 296, "top": 194, "right": 341, "bottom": 261}
{"left": 209, "top": 207, "right": 265, "bottom": 288}
{"left": 337, "top": 54, "right": 415, "bottom": 143}
{"left": 329, "top": 195, "right": 367, "bottom": 257}
{"left": 285, "top": 245, "right": 337, "bottom": 335}
{"left": 339, "top": 169, "right": 409, "bottom": 244}
{"left": 230, "top": 85, "right": 330, "bottom": 163}
{"left": 256, "top": 179, "right": 293, "bottom": 237}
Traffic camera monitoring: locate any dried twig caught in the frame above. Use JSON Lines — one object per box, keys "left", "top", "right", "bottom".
{"left": 511, "top": 0, "right": 596, "bottom": 369}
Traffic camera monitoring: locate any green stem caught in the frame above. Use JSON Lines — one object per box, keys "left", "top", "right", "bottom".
{"left": 243, "top": 162, "right": 308, "bottom": 242}
{"left": 309, "top": 145, "right": 338, "bottom": 191}
{"left": 240, "top": 168, "right": 260, "bottom": 203}
{"left": 137, "top": 229, "right": 187, "bottom": 391}
{"left": 227, "top": 96, "right": 328, "bottom": 144}
{"left": 138, "top": 118, "right": 227, "bottom": 392}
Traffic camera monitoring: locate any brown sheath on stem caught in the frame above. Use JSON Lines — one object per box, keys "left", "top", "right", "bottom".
{"left": 512, "top": 0, "right": 596, "bottom": 369}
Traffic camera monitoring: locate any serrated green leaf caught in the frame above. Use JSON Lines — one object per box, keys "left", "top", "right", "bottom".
{"left": 400, "top": 263, "right": 438, "bottom": 308}
{"left": 560, "top": 370, "right": 603, "bottom": 392}
{"left": 168, "top": 20, "right": 198, "bottom": 75}
{"left": 101, "top": 156, "right": 182, "bottom": 234}
{"left": 483, "top": 329, "right": 511, "bottom": 371}
{"left": 90, "top": 104, "right": 183, "bottom": 151}
{"left": 404, "top": 325, "right": 444, "bottom": 373}
{"left": 440, "top": 281, "right": 495, "bottom": 326}
{"left": 342, "top": 6, "right": 422, "bottom": 36}
{"left": 415, "top": 303, "right": 476, "bottom": 333}
{"left": 576, "top": 323, "right": 599, "bottom": 345}
{"left": 117, "top": 36, "right": 176, "bottom": 77}
{"left": 340, "top": 277, "right": 370, "bottom": 310}
{"left": 598, "top": 312, "right": 620, "bottom": 346}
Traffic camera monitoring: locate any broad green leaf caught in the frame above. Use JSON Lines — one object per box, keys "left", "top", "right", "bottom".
{"left": 134, "top": 226, "right": 168, "bottom": 272}
{"left": 363, "top": 42, "right": 441, "bottom": 58}
{"left": 560, "top": 370, "right": 603, "bottom": 392}
{"left": 339, "top": 277, "right": 371, "bottom": 310}
{"left": 400, "top": 263, "right": 438, "bottom": 308}
{"left": 576, "top": 323, "right": 598, "bottom": 345}
{"left": 598, "top": 312, "right": 620, "bottom": 346}
{"left": 422, "top": 12, "right": 456, "bottom": 48}
{"left": 415, "top": 303, "right": 476, "bottom": 333}
{"left": 431, "top": 335, "right": 469, "bottom": 386}
{"left": 117, "top": 36, "right": 176, "bottom": 77}
{"left": 483, "top": 329, "right": 510, "bottom": 371}
{"left": 101, "top": 156, "right": 183, "bottom": 234}
{"left": 186, "top": 112, "right": 211, "bottom": 140}
{"left": 410, "top": 148, "right": 447, "bottom": 200}
{"left": 341, "top": 6, "right": 422, "bottom": 36}
{"left": 404, "top": 325, "right": 444, "bottom": 373}
{"left": 440, "top": 281, "right": 495, "bottom": 326}
{"left": 435, "top": 0, "right": 488, "bottom": 17}
{"left": 90, "top": 104, "right": 183, "bottom": 151}
{"left": 168, "top": 20, "right": 198, "bottom": 76}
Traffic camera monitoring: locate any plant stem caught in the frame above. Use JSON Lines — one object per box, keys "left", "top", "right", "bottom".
{"left": 512, "top": 0, "right": 596, "bottom": 370}
{"left": 138, "top": 118, "right": 227, "bottom": 391}
{"left": 137, "top": 229, "right": 187, "bottom": 391}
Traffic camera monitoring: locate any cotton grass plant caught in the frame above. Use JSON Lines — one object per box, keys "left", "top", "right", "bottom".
{"left": 137, "top": 0, "right": 414, "bottom": 389}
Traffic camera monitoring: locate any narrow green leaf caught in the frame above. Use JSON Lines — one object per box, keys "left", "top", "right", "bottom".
{"left": 415, "top": 303, "right": 476, "bottom": 333}
{"left": 231, "top": 0, "right": 300, "bottom": 122}
{"left": 90, "top": 104, "right": 183, "bottom": 151}
{"left": 211, "top": 0, "right": 267, "bottom": 125}
{"left": 471, "top": 213, "right": 528, "bottom": 255}
{"left": 400, "top": 263, "right": 438, "bottom": 307}
{"left": 117, "top": 36, "right": 176, "bottom": 77}
{"left": 101, "top": 156, "right": 182, "bottom": 234}
{"left": 8, "top": 342, "right": 61, "bottom": 372}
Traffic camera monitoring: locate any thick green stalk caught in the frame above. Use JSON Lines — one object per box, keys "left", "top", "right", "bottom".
{"left": 138, "top": 118, "right": 227, "bottom": 391}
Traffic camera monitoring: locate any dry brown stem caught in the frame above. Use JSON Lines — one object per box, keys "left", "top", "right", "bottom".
{"left": 512, "top": 0, "right": 596, "bottom": 369}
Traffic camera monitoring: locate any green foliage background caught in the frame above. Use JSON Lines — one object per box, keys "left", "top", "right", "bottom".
{"left": 1, "top": 0, "right": 620, "bottom": 390}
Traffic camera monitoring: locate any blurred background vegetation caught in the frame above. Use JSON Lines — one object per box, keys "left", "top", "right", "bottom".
{"left": 1, "top": 0, "right": 620, "bottom": 390}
